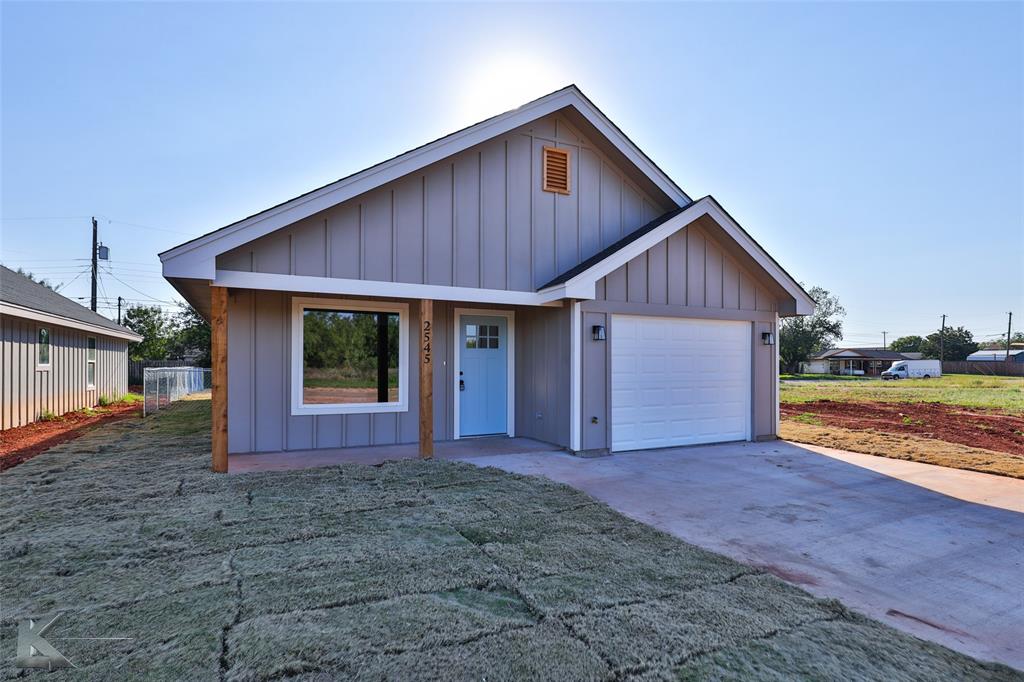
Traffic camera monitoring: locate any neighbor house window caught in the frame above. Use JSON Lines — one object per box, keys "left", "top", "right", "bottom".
{"left": 87, "top": 337, "right": 97, "bottom": 388}
{"left": 37, "top": 328, "right": 50, "bottom": 368}
{"left": 290, "top": 297, "right": 408, "bottom": 415}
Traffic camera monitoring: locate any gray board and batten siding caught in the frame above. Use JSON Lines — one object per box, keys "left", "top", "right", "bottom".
{"left": 214, "top": 112, "right": 786, "bottom": 455}
{"left": 225, "top": 291, "right": 570, "bottom": 454}
{"left": 216, "top": 114, "right": 674, "bottom": 292}
{"left": 2, "top": 316, "right": 129, "bottom": 429}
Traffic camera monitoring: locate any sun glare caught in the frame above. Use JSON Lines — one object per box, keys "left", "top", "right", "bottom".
{"left": 454, "top": 53, "right": 569, "bottom": 126}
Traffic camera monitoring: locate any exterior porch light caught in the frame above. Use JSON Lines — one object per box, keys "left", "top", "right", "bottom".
{"left": 761, "top": 332, "right": 775, "bottom": 346}
{"left": 592, "top": 325, "right": 606, "bottom": 341}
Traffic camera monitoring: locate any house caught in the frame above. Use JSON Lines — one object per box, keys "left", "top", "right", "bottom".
{"left": 159, "top": 86, "right": 815, "bottom": 472}
{"left": 966, "top": 349, "right": 1024, "bottom": 363}
{"left": 804, "top": 348, "right": 909, "bottom": 376}
{"left": 1, "top": 265, "right": 143, "bottom": 429}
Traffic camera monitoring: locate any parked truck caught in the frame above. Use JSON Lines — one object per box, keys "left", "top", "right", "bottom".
{"left": 881, "top": 359, "right": 942, "bottom": 380}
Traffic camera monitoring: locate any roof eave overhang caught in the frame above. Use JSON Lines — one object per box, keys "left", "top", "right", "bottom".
{"left": 160, "top": 85, "right": 691, "bottom": 281}
{"left": 0, "top": 302, "right": 144, "bottom": 342}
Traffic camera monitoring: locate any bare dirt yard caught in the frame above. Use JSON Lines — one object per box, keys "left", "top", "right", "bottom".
{"left": 0, "top": 398, "right": 141, "bottom": 472}
{"left": 780, "top": 375, "right": 1024, "bottom": 478}
{"left": 2, "top": 400, "right": 1019, "bottom": 680}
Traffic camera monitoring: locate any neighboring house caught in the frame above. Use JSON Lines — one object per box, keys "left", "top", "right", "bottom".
{"left": 159, "top": 86, "right": 815, "bottom": 472}
{"left": 806, "top": 348, "right": 908, "bottom": 376}
{"left": 966, "top": 349, "right": 1024, "bottom": 363}
{"left": 1, "top": 265, "right": 143, "bottom": 429}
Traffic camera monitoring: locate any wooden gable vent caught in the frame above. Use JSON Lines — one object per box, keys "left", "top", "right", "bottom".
{"left": 542, "top": 146, "right": 571, "bottom": 195}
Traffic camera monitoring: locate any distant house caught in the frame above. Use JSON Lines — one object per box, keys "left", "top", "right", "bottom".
{"left": 801, "top": 348, "right": 910, "bottom": 376}
{"left": 966, "top": 349, "right": 1024, "bottom": 363}
{"left": 1, "top": 265, "right": 142, "bottom": 429}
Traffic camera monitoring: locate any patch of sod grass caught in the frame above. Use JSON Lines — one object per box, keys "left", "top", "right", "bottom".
{"left": 1, "top": 399, "right": 1020, "bottom": 680}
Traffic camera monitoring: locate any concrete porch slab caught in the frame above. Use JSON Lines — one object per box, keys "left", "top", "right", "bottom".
{"left": 228, "top": 436, "right": 562, "bottom": 473}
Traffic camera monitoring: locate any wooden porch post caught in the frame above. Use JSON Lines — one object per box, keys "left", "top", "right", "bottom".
{"left": 211, "top": 286, "right": 229, "bottom": 473}
{"left": 419, "top": 299, "right": 434, "bottom": 459}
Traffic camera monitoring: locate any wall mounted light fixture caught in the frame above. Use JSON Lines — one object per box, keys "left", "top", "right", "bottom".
{"left": 592, "top": 325, "right": 606, "bottom": 341}
{"left": 762, "top": 332, "right": 775, "bottom": 346}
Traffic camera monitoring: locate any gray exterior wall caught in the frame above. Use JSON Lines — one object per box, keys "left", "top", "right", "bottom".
{"left": 217, "top": 113, "right": 673, "bottom": 292}
{"left": 226, "top": 290, "right": 569, "bottom": 454}
{"left": 579, "top": 221, "right": 783, "bottom": 450}
{"left": 1, "top": 315, "right": 129, "bottom": 430}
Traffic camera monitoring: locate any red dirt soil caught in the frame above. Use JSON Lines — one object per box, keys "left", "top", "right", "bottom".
{"left": 0, "top": 402, "right": 141, "bottom": 471}
{"left": 781, "top": 401, "right": 1024, "bottom": 456}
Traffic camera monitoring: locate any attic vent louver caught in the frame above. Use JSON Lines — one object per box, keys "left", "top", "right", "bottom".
{"left": 542, "top": 146, "right": 571, "bottom": 195}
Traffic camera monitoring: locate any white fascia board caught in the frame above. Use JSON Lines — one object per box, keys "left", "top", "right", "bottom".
{"left": 537, "top": 197, "right": 816, "bottom": 316}
{"left": 214, "top": 270, "right": 566, "bottom": 307}
{"left": 1, "top": 302, "right": 144, "bottom": 342}
{"left": 160, "top": 86, "right": 690, "bottom": 280}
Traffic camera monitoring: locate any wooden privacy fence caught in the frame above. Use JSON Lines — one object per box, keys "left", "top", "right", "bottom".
{"left": 129, "top": 359, "right": 198, "bottom": 385}
{"left": 942, "top": 361, "right": 1024, "bottom": 377}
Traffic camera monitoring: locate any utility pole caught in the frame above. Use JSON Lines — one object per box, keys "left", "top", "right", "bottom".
{"left": 117, "top": 296, "right": 125, "bottom": 325}
{"left": 939, "top": 314, "right": 947, "bottom": 362}
{"left": 1007, "top": 311, "right": 1014, "bottom": 361}
{"left": 90, "top": 217, "right": 98, "bottom": 312}
{"left": 882, "top": 331, "right": 888, "bottom": 350}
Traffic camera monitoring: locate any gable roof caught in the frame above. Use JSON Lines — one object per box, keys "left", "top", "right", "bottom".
{"left": 1, "top": 266, "right": 143, "bottom": 342}
{"left": 539, "top": 196, "right": 816, "bottom": 316}
{"left": 161, "top": 85, "right": 691, "bottom": 280}
{"left": 813, "top": 348, "right": 906, "bottom": 360}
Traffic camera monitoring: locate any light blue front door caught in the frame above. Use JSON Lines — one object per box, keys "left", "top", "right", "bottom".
{"left": 459, "top": 315, "right": 508, "bottom": 437}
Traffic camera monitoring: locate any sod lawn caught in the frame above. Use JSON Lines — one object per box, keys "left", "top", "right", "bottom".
{"left": 1, "top": 400, "right": 1019, "bottom": 680}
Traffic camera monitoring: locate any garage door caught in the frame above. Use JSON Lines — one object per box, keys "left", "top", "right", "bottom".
{"left": 611, "top": 316, "right": 751, "bottom": 452}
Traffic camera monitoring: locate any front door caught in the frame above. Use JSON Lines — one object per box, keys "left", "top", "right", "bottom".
{"left": 459, "top": 315, "right": 508, "bottom": 437}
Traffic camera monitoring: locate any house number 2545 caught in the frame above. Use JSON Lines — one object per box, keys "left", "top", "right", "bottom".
{"left": 421, "top": 320, "right": 432, "bottom": 364}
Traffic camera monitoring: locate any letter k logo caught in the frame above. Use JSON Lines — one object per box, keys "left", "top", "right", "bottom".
{"left": 15, "top": 613, "right": 73, "bottom": 670}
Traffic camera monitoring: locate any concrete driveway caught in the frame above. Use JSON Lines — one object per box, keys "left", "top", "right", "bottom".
{"left": 456, "top": 440, "right": 1024, "bottom": 669}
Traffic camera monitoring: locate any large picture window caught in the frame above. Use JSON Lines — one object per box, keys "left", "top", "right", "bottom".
{"left": 291, "top": 298, "right": 408, "bottom": 415}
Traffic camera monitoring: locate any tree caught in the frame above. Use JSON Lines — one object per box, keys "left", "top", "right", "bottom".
{"left": 168, "top": 303, "right": 211, "bottom": 366}
{"left": 15, "top": 267, "right": 54, "bottom": 290}
{"left": 920, "top": 326, "right": 978, "bottom": 361}
{"left": 980, "top": 331, "right": 1024, "bottom": 350}
{"left": 122, "top": 305, "right": 171, "bottom": 361}
{"left": 889, "top": 335, "right": 925, "bottom": 353}
{"left": 779, "top": 285, "right": 845, "bottom": 373}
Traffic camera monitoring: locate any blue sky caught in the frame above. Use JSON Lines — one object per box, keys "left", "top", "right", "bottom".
{"left": 2, "top": 1, "right": 1021, "bottom": 346}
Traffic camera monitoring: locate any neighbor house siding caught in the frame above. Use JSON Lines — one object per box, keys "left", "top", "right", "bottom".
{"left": 225, "top": 289, "right": 570, "bottom": 454}
{"left": 578, "top": 220, "right": 784, "bottom": 449}
{"left": 1, "top": 315, "right": 129, "bottom": 430}
{"left": 217, "top": 114, "right": 673, "bottom": 292}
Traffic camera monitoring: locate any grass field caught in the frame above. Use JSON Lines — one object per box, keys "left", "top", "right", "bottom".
{"left": 780, "top": 374, "right": 1024, "bottom": 478}
{"left": 781, "top": 374, "right": 1024, "bottom": 414}
{"left": 3, "top": 400, "right": 1018, "bottom": 679}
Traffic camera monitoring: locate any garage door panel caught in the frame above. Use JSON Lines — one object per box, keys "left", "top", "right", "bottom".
{"left": 611, "top": 315, "right": 751, "bottom": 452}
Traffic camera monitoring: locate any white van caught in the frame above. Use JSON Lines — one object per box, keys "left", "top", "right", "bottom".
{"left": 881, "top": 359, "right": 941, "bottom": 380}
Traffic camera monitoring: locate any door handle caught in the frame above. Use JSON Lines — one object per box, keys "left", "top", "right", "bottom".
{"left": 459, "top": 379, "right": 465, "bottom": 392}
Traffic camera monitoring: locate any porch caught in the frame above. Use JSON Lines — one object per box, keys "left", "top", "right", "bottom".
{"left": 228, "top": 436, "right": 560, "bottom": 473}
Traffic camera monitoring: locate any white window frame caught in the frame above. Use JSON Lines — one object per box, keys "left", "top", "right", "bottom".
{"left": 452, "top": 307, "right": 516, "bottom": 439}
{"left": 87, "top": 336, "right": 97, "bottom": 389}
{"left": 290, "top": 296, "right": 409, "bottom": 416}
{"left": 37, "top": 327, "right": 51, "bottom": 370}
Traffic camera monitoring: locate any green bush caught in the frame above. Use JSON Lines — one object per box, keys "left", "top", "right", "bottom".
{"left": 39, "top": 409, "right": 58, "bottom": 422}
{"left": 97, "top": 394, "right": 114, "bottom": 407}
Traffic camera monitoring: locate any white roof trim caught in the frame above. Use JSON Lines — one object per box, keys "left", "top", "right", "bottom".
{"left": 538, "top": 197, "right": 816, "bottom": 316}
{"left": 213, "top": 270, "right": 566, "bottom": 307}
{"left": 162, "top": 86, "right": 691, "bottom": 280}
{"left": 1, "top": 302, "right": 144, "bottom": 342}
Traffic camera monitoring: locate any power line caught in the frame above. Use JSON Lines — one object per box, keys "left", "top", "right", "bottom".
{"left": 101, "top": 265, "right": 178, "bottom": 305}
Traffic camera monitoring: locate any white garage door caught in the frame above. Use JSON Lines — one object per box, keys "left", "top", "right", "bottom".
{"left": 611, "top": 315, "right": 751, "bottom": 452}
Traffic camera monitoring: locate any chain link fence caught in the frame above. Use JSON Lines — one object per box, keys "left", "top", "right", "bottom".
{"left": 143, "top": 367, "right": 212, "bottom": 417}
